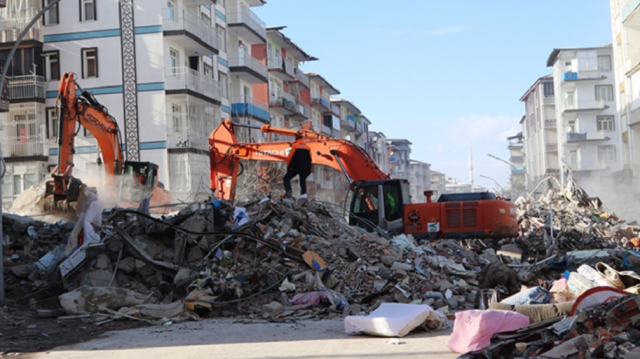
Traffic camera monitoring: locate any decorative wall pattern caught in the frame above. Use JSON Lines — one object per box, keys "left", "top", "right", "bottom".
{"left": 119, "top": 0, "right": 140, "bottom": 161}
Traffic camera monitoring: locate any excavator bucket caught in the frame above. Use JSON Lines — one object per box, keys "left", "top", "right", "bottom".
{"left": 43, "top": 176, "right": 83, "bottom": 211}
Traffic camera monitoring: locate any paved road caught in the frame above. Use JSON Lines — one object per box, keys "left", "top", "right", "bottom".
{"left": 27, "top": 318, "right": 460, "bottom": 359}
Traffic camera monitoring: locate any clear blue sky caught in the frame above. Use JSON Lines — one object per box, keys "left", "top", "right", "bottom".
{"left": 255, "top": 1, "right": 613, "bottom": 190}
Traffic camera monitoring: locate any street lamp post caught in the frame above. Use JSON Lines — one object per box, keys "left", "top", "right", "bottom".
{"left": 480, "top": 174, "right": 505, "bottom": 193}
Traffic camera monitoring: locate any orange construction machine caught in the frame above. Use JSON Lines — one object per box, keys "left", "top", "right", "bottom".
{"left": 209, "top": 119, "right": 517, "bottom": 239}
{"left": 45, "top": 72, "right": 170, "bottom": 209}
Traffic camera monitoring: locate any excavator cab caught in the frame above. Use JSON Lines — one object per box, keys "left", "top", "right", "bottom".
{"left": 349, "top": 179, "right": 411, "bottom": 234}
{"left": 119, "top": 161, "right": 158, "bottom": 204}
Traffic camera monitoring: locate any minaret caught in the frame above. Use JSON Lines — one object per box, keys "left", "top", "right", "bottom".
{"left": 469, "top": 145, "right": 474, "bottom": 190}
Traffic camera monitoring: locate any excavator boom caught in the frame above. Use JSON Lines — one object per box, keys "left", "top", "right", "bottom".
{"left": 209, "top": 119, "right": 388, "bottom": 200}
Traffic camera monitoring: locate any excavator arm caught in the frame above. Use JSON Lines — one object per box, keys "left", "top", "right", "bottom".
{"left": 46, "top": 72, "right": 170, "bottom": 209}
{"left": 209, "top": 119, "right": 389, "bottom": 200}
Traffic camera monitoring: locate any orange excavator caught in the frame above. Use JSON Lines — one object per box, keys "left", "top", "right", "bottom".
{"left": 44, "top": 72, "right": 170, "bottom": 210}
{"left": 209, "top": 119, "right": 518, "bottom": 239}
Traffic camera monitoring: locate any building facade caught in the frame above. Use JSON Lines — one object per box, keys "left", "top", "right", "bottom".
{"left": 408, "top": 159, "right": 431, "bottom": 203}
{"left": 547, "top": 46, "right": 622, "bottom": 194}
{"left": 388, "top": 139, "right": 411, "bottom": 180}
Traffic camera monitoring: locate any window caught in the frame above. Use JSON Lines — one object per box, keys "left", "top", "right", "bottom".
{"left": 595, "top": 85, "right": 613, "bottom": 102}
{"left": 172, "top": 104, "right": 182, "bottom": 133}
{"left": 43, "top": 0, "right": 59, "bottom": 25}
{"left": 44, "top": 51, "right": 59, "bottom": 81}
{"left": 218, "top": 0, "right": 225, "bottom": 8}
{"left": 543, "top": 81, "right": 554, "bottom": 97}
{"left": 81, "top": 0, "right": 96, "bottom": 21}
{"left": 15, "top": 114, "right": 36, "bottom": 140}
{"left": 566, "top": 91, "right": 574, "bottom": 106}
{"left": 598, "top": 55, "right": 611, "bottom": 72}
{"left": 166, "top": 0, "right": 176, "bottom": 19}
{"left": 201, "top": 13, "right": 211, "bottom": 26}
{"left": 219, "top": 72, "right": 228, "bottom": 99}
{"left": 169, "top": 48, "right": 179, "bottom": 71}
{"left": 597, "top": 116, "right": 615, "bottom": 132}
{"left": 598, "top": 145, "right": 616, "bottom": 163}
{"left": 216, "top": 26, "right": 226, "bottom": 53}
{"left": 569, "top": 150, "right": 578, "bottom": 167}
{"left": 82, "top": 48, "right": 98, "bottom": 78}
{"left": 204, "top": 63, "right": 213, "bottom": 78}
{"left": 46, "top": 108, "right": 58, "bottom": 139}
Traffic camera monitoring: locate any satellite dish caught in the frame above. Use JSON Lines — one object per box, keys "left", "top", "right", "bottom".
{"left": 565, "top": 126, "right": 572, "bottom": 133}
{"left": 345, "top": 135, "right": 351, "bottom": 141}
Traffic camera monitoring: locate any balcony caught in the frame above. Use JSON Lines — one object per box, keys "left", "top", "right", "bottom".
{"left": 165, "top": 67, "right": 220, "bottom": 103}
{"left": 331, "top": 103, "right": 341, "bottom": 116}
{"left": 289, "top": 102, "right": 310, "bottom": 119}
{"left": 7, "top": 75, "right": 45, "bottom": 102}
{"left": 0, "top": 7, "right": 43, "bottom": 42}
{"left": 510, "top": 156, "right": 524, "bottom": 163}
{"left": 269, "top": 91, "right": 296, "bottom": 115}
{"left": 163, "top": 7, "right": 218, "bottom": 56}
{"left": 267, "top": 57, "right": 295, "bottom": 80}
{"left": 227, "top": 4, "right": 266, "bottom": 43}
{"left": 545, "top": 144, "right": 558, "bottom": 152}
{"left": 623, "top": 0, "right": 640, "bottom": 22}
{"left": 311, "top": 97, "right": 330, "bottom": 109}
{"left": 321, "top": 124, "right": 332, "bottom": 136}
{"left": 544, "top": 119, "right": 556, "bottom": 128}
{"left": 290, "top": 70, "right": 310, "bottom": 89}
{"left": 566, "top": 132, "right": 611, "bottom": 143}
{"left": 354, "top": 121, "right": 363, "bottom": 133}
{"left": 342, "top": 115, "right": 356, "bottom": 130}
{"left": 228, "top": 52, "right": 268, "bottom": 84}
{"left": 231, "top": 96, "right": 269, "bottom": 122}
{"left": 562, "top": 100, "right": 609, "bottom": 115}
{"left": 166, "top": 124, "right": 210, "bottom": 151}
{"left": 543, "top": 96, "right": 555, "bottom": 106}
{"left": 1, "top": 137, "right": 46, "bottom": 161}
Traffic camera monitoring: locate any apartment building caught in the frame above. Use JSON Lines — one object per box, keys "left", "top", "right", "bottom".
{"left": 0, "top": 0, "right": 270, "bottom": 206}
{"left": 368, "top": 131, "right": 390, "bottom": 175}
{"left": 430, "top": 170, "right": 446, "bottom": 201}
{"left": 262, "top": 26, "right": 315, "bottom": 141}
{"left": 519, "top": 75, "right": 559, "bottom": 192}
{"left": 387, "top": 139, "right": 411, "bottom": 180}
{"left": 547, "top": 46, "right": 621, "bottom": 193}
{"left": 408, "top": 159, "right": 431, "bottom": 203}
{"left": 610, "top": 0, "right": 640, "bottom": 190}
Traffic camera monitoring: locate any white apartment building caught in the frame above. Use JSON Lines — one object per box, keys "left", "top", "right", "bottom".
{"left": 519, "top": 75, "right": 559, "bottom": 192}
{"left": 0, "top": 0, "right": 268, "bottom": 206}
{"left": 547, "top": 46, "right": 622, "bottom": 193}
{"left": 368, "top": 131, "right": 390, "bottom": 175}
{"left": 387, "top": 139, "right": 411, "bottom": 180}
{"left": 408, "top": 159, "right": 431, "bottom": 203}
{"left": 609, "top": 0, "right": 640, "bottom": 190}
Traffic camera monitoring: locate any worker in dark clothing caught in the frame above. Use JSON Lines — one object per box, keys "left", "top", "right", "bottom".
{"left": 284, "top": 134, "right": 312, "bottom": 199}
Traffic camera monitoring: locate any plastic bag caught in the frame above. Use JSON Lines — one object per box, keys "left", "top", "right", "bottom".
{"left": 501, "top": 286, "right": 550, "bottom": 305}
{"left": 447, "top": 310, "right": 530, "bottom": 353}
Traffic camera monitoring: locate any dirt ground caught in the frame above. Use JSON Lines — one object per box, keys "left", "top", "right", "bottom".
{"left": 11, "top": 318, "right": 459, "bottom": 359}
{"left": 0, "top": 303, "right": 147, "bottom": 354}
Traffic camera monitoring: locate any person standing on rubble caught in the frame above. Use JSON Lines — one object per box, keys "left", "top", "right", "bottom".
{"left": 284, "top": 134, "right": 312, "bottom": 199}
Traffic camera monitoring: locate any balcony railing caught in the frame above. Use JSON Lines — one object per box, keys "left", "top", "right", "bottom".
{"left": 355, "top": 121, "right": 363, "bottom": 133}
{"left": 543, "top": 96, "right": 555, "bottom": 105}
{"left": 544, "top": 119, "right": 556, "bottom": 128}
{"left": 165, "top": 67, "right": 220, "bottom": 101}
{"left": 545, "top": 144, "right": 558, "bottom": 152}
{"left": 343, "top": 115, "right": 356, "bottom": 129}
{"left": 166, "top": 124, "right": 210, "bottom": 151}
{"left": 331, "top": 103, "right": 340, "bottom": 116}
{"left": 321, "top": 124, "right": 332, "bottom": 136}
{"left": 311, "top": 97, "right": 330, "bottom": 108}
{"left": 293, "top": 70, "right": 310, "bottom": 88}
{"left": 8, "top": 75, "right": 45, "bottom": 100}
{"left": 231, "top": 96, "right": 269, "bottom": 122}
{"left": 228, "top": 52, "right": 268, "bottom": 78}
{"left": 1, "top": 137, "right": 44, "bottom": 157}
{"left": 294, "top": 102, "right": 310, "bottom": 118}
{"left": 163, "top": 7, "right": 218, "bottom": 51}
{"left": 567, "top": 132, "right": 587, "bottom": 141}
{"left": 563, "top": 100, "right": 607, "bottom": 110}
{"left": 227, "top": 3, "right": 266, "bottom": 40}
{"left": 623, "top": 0, "right": 640, "bottom": 22}
{"left": 510, "top": 156, "right": 524, "bottom": 163}
{"left": 270, "top": 91, "right": 296, "bottom": 111}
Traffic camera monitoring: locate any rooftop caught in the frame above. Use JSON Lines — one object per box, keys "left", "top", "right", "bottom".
{"left": 266, "top": 26, "right": 318, "bottom": 62}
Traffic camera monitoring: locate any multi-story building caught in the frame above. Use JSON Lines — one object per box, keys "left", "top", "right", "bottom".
{"left": 609, "top": 0, "right": 640, "bottom": 190}
{"left": 387, "top": 139, "right": 411, "bottom": 180}
{"left": 445, "top": 177, "right": 472, "bottom": 194}
{"left": 226, "top": 0, "right": 268, "bottom": 143}
{"left": 519, "top": 75, "right": 559, "bottom": 192}
{"left": 430, "top": 170, "right": 446, "bottom": 200}
{"left": 507, "top": 132, "right": 525, "bottom": 197}
{"left": 408, "top": 159, "right": 431, "bottom": 203}
{"left": 0, "top": 2, "right": 46, "bottom": 207}
{"left": 0, "top": 0, "right": 269, "bottom": 206}
{"left": 368, "top": 131, "right": 390, "bottom": 175}
{"left": 547, "top": 46, "right": 621, "bottom": 194}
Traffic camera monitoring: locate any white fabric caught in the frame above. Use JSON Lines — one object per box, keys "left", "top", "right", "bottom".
{"left": 344, "top": 303, "right": 446, "bottom": 337}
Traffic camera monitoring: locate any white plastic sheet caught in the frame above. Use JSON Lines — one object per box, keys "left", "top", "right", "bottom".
{"left": 344, "top": 303, "right": 446, "bottom": 337}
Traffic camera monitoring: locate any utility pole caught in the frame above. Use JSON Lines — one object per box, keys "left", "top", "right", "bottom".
{"left": 0, "top": 0, "right": 63, "bottom": 303}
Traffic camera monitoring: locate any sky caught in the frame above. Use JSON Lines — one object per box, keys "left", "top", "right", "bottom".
{"left": 254, "top": 0, "right": 613, "bottom": 191}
